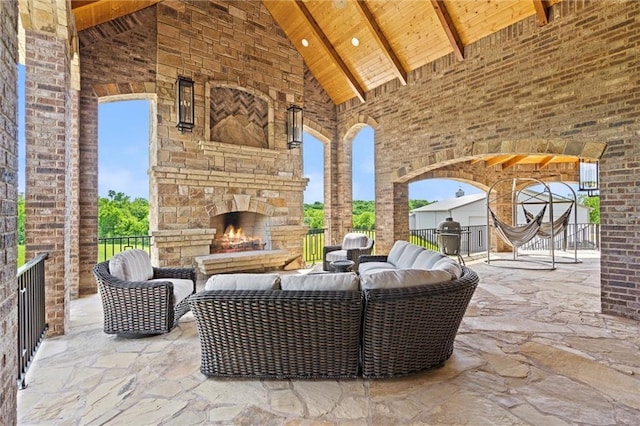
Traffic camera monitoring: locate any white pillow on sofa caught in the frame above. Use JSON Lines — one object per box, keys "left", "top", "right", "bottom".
{"left": 280, "top": 272, "right": 359, "bottom": 291}
{"left": 432, "top": 257, "right": 463, "bottom": 279}
{"left": 360, "top": 268, "right": 453, "bottom": 290}
{"left": 412, "top": 250, "right": 446, "bottom": 270}
{"left": 205, "top": 273, "right": 280, "bottom": 290}
{"left": 108, "top": 249, "right": 153, "bottom": 282}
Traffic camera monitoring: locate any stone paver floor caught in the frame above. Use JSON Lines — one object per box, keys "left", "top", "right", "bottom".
{"left": 17, "top": 251, "right": 640, "bottom": 425}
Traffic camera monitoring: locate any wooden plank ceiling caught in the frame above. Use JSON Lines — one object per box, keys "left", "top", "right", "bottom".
{"left": 71, "top": 0, "right": 574, "bottom": 168}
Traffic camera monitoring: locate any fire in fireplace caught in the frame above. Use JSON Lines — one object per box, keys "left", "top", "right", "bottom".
{"left": 210, "top": 211, "right": 269, "bottom": 254}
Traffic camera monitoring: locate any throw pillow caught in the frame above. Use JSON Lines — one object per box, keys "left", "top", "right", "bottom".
{"left": 108, "top": 249, "right": 153, "bottom": 282}
{"left": 432, "top": 257, "right": 463, "bottom": 279}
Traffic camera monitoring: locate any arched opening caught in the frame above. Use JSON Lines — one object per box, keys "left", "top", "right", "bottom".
{"left": 97, "top": 98, "right": 152, "bottom": 256}
{"left": 351, "top": 125, "right": 375, "bottom": 232}
{"left": 98, "top": 99, "right": 150, "bottom": 201}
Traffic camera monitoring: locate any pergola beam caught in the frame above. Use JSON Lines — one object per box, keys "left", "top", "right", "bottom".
{"left": 354, "top": 0, "right": 407, "bottom": 85}
{"left": 294, "top": 0, "right": 366, "bottom": 103}
{"left": 430, "top": 0, "right": 464, "bottom": 61}
{"left": 485, "top": 155, "right": 512, "bottom": 167}
{"left": 501, "top": 155, "right": 529, "bottom": 169}
{"left": 533, "top": 0, "right": 549, "bottom": 26}
{"left": 538, "top": 155, "right": 555, "bottom": 169}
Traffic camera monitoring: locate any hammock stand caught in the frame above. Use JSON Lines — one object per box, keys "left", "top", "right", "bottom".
{"left": 486, "top": 178, "right": 580, "bottom": 270}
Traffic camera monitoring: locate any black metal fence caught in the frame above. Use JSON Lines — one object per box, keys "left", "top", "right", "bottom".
{"left": 303, "top": 228, "right": 326, "bottom": 264}
{"left": 98, "top": 235, "right": 151, "bottom": 262}
{"left": 17, "top": 252, "right": 49, "bottom": 389}
{"left": 519, "top": 223, "right": 600, "bottom": 251}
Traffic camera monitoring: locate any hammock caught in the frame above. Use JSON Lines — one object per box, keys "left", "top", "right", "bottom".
{"left": 523, "top": 203, "right": 573, "bottom": 239}
{"left": 489, "top": 204, "right": 546, "bottom": 248}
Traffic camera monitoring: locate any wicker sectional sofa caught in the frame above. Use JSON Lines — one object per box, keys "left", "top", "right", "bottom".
{"left": 189, "top": 242, "right": 478, "bottom": 379}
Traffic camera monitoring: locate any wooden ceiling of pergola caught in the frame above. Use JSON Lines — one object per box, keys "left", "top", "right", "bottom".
{"left": 71, "top": 0, "right": 579, "bottom": 169}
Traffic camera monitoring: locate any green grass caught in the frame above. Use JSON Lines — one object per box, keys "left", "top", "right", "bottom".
{"left": 18, "top": 244, "right": 25, "bottom": 267}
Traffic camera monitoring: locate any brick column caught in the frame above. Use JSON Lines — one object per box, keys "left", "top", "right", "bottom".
{"left": 78, "top": 92, "right": 98, "bottom": 294}
{"left": 66, "top": 57, "right": 80, "bottom": 299}
{"left": 24, "top": 30, "right": 70, "bottom": 336}
{"left": 0, "top": 1, "right": 18, "bottom": 423}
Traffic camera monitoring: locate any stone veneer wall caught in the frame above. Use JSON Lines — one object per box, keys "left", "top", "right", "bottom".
{"left": 151, "top": 1, "right": 307, "bottom": 267}
{"left": 0, "top": 1, "right": 18, "bottom": 423}
{"left": 335, "top": 1, "right": 640, "bottom": 320}
{"left": 78, "top": 6, "right": 158, "bottom": 293}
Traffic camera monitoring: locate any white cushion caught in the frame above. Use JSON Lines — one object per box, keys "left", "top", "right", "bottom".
{"left": 280, "top": 272, "right": 360, "bottom": 291}
{"left": 386, "top": 241, "right": 411, "bottom": 266}
{"left": 358, "top": 261, "right": 395, "bottom": 274}
{"left": 204, "top": 273, "right": 280, "bottom": 290}
{"left": 108, "top": 249, "right": 153, "bottom": 282}
{"left": 325, "top": 250, "right": 348, "bottom": 262}
{"left": 432, "top": 257, "right": 463, "bottom": 279}
{"left": 395, "top": 244, "right": 424, "bottom": 269}
{"left": 360, "top": 269, "right": 453, "bottom": 290}
{"left": 412, "top": 250, "right": 447, "bottom": 270}
{"left": 341, "top": 233, "right": 369, "bottom": 250}
{"left": 149, "top": 278, "right": 193, "bottom": 306}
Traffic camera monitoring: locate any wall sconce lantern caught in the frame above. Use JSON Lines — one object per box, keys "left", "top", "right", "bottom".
{"left": 176, "top": 76, "right": 195, "bottom": 133}
{"left": 287, "top": 104, "right": 303, "bottom": 149}
{"left": 579, "top": 159, "right": 599, "bottom": 196}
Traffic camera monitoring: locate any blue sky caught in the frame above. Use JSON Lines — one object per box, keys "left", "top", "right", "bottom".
{"left": 16, "top": 69, "right": 481, "bottom": 202}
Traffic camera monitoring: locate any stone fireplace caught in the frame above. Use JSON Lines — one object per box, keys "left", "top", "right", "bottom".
{"left": 210, "top": 211, "right": 269, "bottom": 253}
{"left": 151, "top": 82, "right": 308, "bottom": 276}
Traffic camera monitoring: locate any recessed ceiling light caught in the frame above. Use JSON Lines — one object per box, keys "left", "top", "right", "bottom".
{"left": 301, "top": 38, "right": 309, "bottom": 47}
{"left": 351, "top": 37, "right": 360, "bottom": 47}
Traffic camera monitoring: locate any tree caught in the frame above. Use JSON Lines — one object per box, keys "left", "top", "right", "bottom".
{"left": 98, "top": 191, "right": 149, "bottom": 237}
{"left": 17, "top": 193, "right": 24, "bottom": 244}
{"left": 580, "top": 195, "right": 600, "bottom": 224}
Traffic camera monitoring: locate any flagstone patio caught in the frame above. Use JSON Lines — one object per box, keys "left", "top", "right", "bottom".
{"left": 17, "top": 251, "right": 640, "bottom": 425}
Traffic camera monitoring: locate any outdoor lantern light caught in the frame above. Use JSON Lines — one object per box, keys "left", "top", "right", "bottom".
{"left": 287, "top": 104, "right": 303, "bottom": 149}
{"left": 176, "top": 76, "right": 195, "bottom": 133}
{"left": 578, "top": 159, "right": 599, "bottom": 196}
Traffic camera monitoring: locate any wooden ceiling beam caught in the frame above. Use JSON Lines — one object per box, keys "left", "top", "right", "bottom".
{"left": 294, "top": 0, "right": 366, "bottom": 103}
{"left": 538, "top": 155, "right": 555, "bottom": 168}
{"left": 533, "top": 0, "right": 549, "bottom": 26}
{"left": 430, "top": 0, "right": 464, "bottom": 61}
{"left": 72, "top": 0, "right": 161, "bottom": 31}
{"left": 501, "top": 155, "right": 529, "bottom": 169}
{"left": 353, "top": 0, "right": 407, "bottom": 85}
{"left": 485, "top": 155, "right": 512, "bottom": 167}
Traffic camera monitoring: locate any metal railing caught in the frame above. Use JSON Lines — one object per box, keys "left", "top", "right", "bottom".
{"left": 17, "top": 252, "right": 49, "bottom": 389}
{"left": 409, "top": 225, "right": 487, "bottom": 255}
{"left": 98, "top": 235, "right": 151, "bottom": 262}
{"left": 303, "top": 228, "right": 326, "bottom": 264}
{"left": 519, "top": 223, "right": 600, "bottom": 251}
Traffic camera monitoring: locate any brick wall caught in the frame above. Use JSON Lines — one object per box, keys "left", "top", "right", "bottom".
{"left": 0, "top": 1, "right": 18, "bottom": 424}
{"left": 78, "top": 5, "right": 157, "bottom": 292}
{"left": 335, "top": 1, "right": 640, "bottom": 319}
{"left": 24, "top": 30, "right": 72, "bottom": 336}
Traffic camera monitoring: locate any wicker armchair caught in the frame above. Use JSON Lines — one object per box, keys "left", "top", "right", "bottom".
{"left": 93, "top": 250, "right": 196, "bottom": 337}
{"left": 323, "top": 232, "right": 374, "bottom": 271}
{"left": 360, "top": 266, "right": 479, "bottom": 378}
